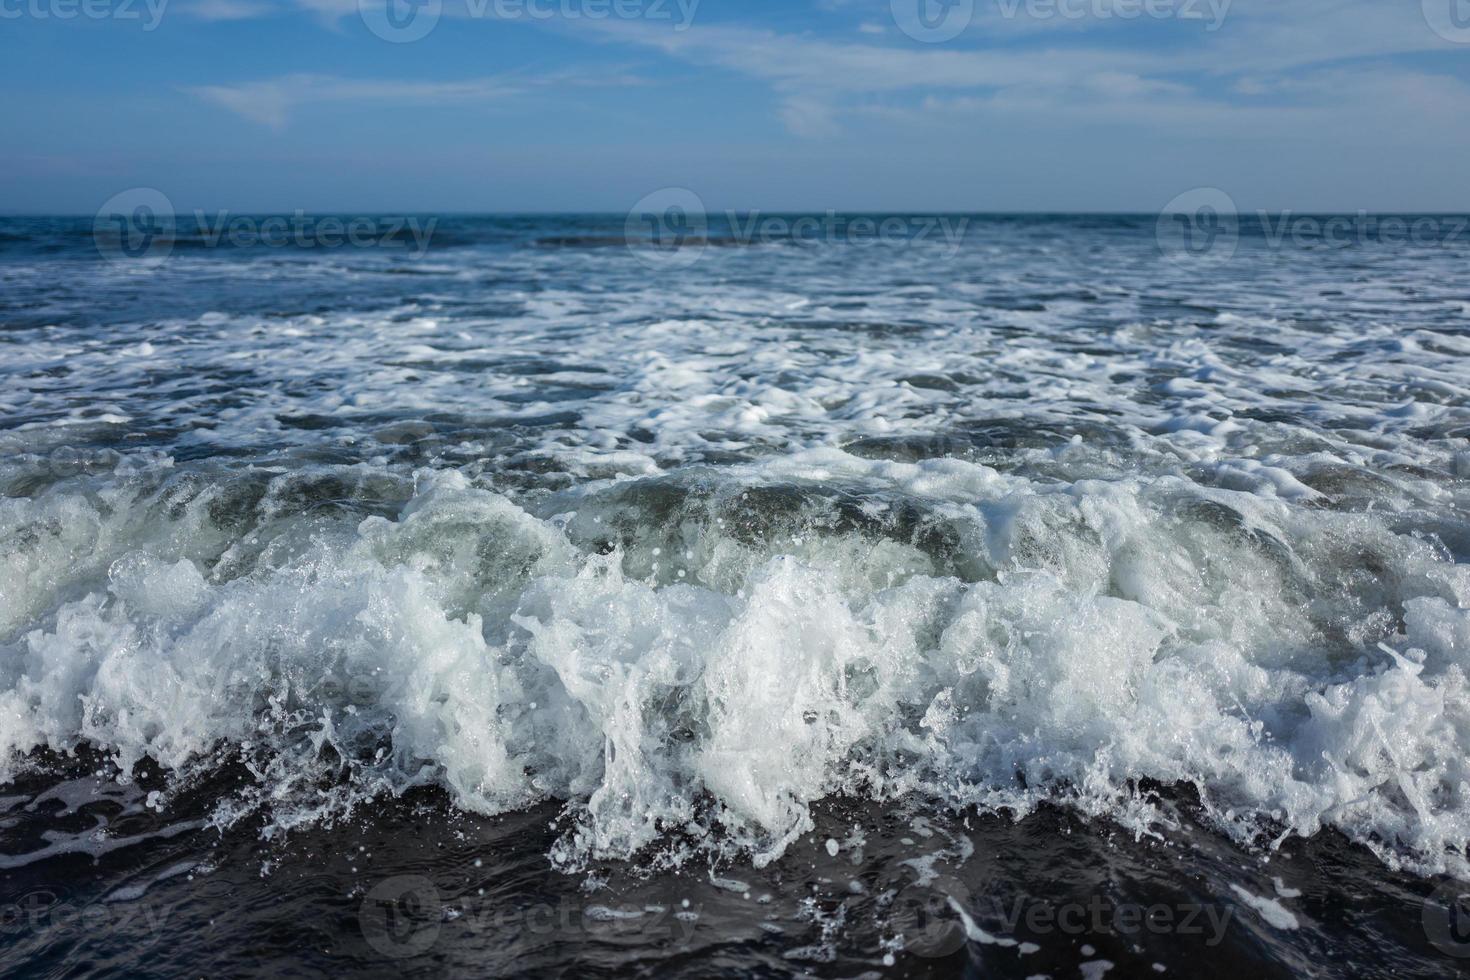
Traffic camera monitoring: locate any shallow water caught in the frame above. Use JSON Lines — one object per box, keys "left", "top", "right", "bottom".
{"left": 2, "top": 214, "right": 1469, "bottom": 975}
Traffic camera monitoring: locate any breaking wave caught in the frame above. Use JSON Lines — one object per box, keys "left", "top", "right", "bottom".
{"left": 4, "top": 446, "right": 1468, "bottom": 877}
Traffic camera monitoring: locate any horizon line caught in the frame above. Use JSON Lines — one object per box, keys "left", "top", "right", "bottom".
{"left": 6, "top": 209, "right": 1470, "bottom": 218}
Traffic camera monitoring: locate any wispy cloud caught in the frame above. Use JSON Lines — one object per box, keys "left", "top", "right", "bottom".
{"left": 578, "top": 19, "right": 1186, "bottom": 136}
{"left": 573, "top": 5, "right": 1470, "bottom": 142}
{"left": 187, "top": 70, "right": 647, "bottom": 128}
{"left": 197, "top": 2, "right": 1464, "bottom": 154}
{"left": 180, "top": 0, "right": 279, "bottom": 20}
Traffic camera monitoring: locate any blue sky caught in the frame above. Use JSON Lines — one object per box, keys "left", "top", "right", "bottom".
{"left": 2, "top": 0, "right": 1469, "bottom": 212}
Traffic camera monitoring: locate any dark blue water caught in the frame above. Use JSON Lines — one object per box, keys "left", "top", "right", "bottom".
{"left": 2, "top": 213, "right": 1470, "bottom": 976}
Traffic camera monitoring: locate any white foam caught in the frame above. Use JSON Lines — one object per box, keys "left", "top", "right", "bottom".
{"left": 0, "top": 449, "right": 1466, "bottom": 877}
{"left": 2, "top": 228, "right": 1470, "bottom": 880}
{"left": 1229, "top": 885, "right": 1300, "bottom": 931}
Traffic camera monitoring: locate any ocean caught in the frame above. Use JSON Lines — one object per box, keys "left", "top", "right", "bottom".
{"left": 1, "top": 212, "right": 1468, "bottom": 977}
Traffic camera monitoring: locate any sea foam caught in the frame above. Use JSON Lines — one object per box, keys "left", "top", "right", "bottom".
{"left": 3, "top": 450, "right": 1468, "bottom": 876}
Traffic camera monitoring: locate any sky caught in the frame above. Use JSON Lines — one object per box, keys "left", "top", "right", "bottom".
{"left": 1, "top": 0, "right": 1469, "bottom": 213}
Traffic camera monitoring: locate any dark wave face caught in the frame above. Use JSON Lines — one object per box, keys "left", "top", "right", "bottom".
{"left": 1, "top": 214, "right": 1469, "bottom": 977}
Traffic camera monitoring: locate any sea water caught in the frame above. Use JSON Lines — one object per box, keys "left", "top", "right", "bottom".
{"left": 1, "top": 214, "right": 1467, "bottom": 976}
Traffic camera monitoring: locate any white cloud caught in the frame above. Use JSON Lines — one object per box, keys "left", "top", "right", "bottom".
{"left": 187, "top": 70, "right": 644, "bottom": 127}
{"left": 289, "top": 0, "right": 360, "bottom": 19}
{"left": 579, "top": 20, "right": 1194, "bottom": 135}
{"left": 181, "top": 0, "right": 278, "bottom": 20}
{"left": 178, "top": 0, "right": 1470, "bottom": 163}
{"left": 573, "top": 6, "right": 1470, "bottom": 145}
